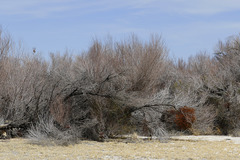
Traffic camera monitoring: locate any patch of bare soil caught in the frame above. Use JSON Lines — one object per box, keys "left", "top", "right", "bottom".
{"left": 0, "top": 137, "right": 239, "bottom": 160}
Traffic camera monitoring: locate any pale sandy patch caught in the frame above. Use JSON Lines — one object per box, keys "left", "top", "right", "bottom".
{"left": 0, "top": 137, "right": 239, "bottom": 160}
{"left": 171, "top": 135, "right": 240, "bottom": 144}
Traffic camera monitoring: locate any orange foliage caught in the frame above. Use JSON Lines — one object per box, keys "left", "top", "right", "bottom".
{"left": 167, "top": 106, "right": 196, "bottom": 130}
{"left": 175, "top": 106, "right": 195, "bottom": 130}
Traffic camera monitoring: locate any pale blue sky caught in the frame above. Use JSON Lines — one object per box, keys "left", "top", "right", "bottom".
{"left": 1, "top": 0, "right": 240, "bottom": 60}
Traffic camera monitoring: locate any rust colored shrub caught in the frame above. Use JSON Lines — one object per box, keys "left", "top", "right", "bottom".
{"left": 175, "top": 106, "right": 196, "bottom": 130}
{"left": 162, "top": 106, "right": 196, "bottom": 131}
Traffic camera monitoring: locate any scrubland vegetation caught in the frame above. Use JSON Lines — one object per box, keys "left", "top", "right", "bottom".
{"left": 1, "top": 28, "right": 240, "bottom": 145}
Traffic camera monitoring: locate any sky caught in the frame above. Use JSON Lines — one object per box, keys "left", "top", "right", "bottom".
{"left": 1, "top": 0, "right": 240, "bottom": 60}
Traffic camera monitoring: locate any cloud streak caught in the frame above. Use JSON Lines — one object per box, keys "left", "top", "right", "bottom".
{"left": 171, "top": 0, "right": 240, "bottom": 15}
{"left": 0, "top": 0, "right": 75, "bottom": 17}
{"left": 1, "top": 0, "right": 240, "bottom": 18}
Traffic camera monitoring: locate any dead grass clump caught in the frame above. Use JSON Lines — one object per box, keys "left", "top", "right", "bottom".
{"left": 27, "top": 116, "right": 80, "bottom": 146}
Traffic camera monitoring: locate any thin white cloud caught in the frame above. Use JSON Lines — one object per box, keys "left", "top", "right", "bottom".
{"left": 0, "top": 0, "right": 75, "bottom": 17}
{"left": 0, "top": 0, "right": 159, "bottom": 18}
{"left": 2, "top": 0, "right": 240, "bottom": 18}
{"left": 174, "top": 0, "right": 240, "bottom": 15}
{"left": 98, "top": 0, "right": 240, "bottom": 15}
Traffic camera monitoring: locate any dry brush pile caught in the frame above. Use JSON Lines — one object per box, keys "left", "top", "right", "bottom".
{"left": 1, "top": 29, "right": 240, "bottom": 145}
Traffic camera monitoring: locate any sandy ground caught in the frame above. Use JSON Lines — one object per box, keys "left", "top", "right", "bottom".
{"left": 0, "top": 136, "right": 239, "bottom": 160}
{"left": 170, "top": 135, "right": 240, "bottom": 144}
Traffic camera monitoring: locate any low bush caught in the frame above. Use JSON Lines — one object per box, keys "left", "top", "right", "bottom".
{"left": 175, "top": 106, "right": 195, "bottom": 130}
{"left": 161, "top": 106, "right": 195, "bottom": 131}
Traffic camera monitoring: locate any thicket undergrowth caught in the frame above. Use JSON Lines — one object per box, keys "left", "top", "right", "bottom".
{"left": 1, "top": 29, "right": 240, "bottom": 145}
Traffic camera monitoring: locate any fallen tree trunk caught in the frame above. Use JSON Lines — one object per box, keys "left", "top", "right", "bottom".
{"left": 0, "top": 123, "right": 29, "bottom": 139}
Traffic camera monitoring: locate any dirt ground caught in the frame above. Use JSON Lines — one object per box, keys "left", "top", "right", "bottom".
{"left": 0, "top": 137, "right": 239, "bottom": 160}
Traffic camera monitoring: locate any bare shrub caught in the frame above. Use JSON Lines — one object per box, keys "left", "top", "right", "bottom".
{"left": 49, "top": 96, "right": 71, "bottom": 128}
{"left": 0, "top": 28, "right": 12, "bottom": 58}
{"left": 67, "top": 34, "right": 171, "bottom": 140}
{"left": 209, "top": 34, "right": 240, "bottom": 134}
{"left": 191, "top": 106, "right": 216, "bottom": 135}
{"left": 0, "top": 55, "right": 49, "bottom": 126}
{"left": 115, "top": 34, "right": 169, "bottom": 93}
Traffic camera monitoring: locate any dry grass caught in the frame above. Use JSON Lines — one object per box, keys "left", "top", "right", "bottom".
{"left": 0, "top": 138, "right": 239, "bottom": 160}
